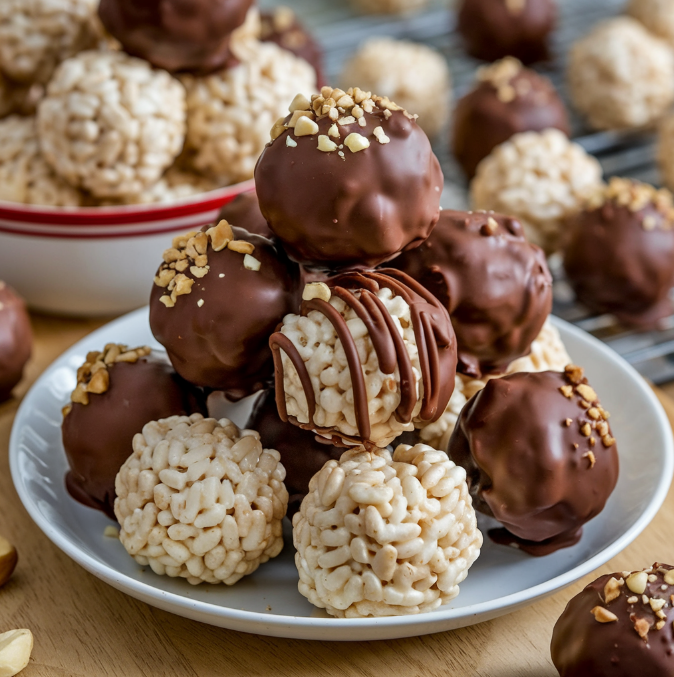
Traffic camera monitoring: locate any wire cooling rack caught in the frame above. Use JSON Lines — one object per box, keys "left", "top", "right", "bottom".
{"left": 260, "top": 0, "right": 674, "bottom": 383}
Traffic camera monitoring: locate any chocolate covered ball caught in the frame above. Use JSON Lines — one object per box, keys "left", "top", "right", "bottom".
{"left": 255, "top": 86, "right": 444, "bottom": 270}
{"left": 247, "top": 389, "right": 342, "bottom": 516}
{"left": 564, "top": 178, "right": 674, "bottom": 328}
{"left": 217, "top": 190, "right": 272, "bottom": 239}
{"left": 457, "top": 0, "right": 556, "bottom": 65}
{"left": 150, "top": 222, "right": 300, "bottom": 398}
{"left": 0, "top": 282, "right": 32, "bottom": 402}
{"left": 62, "top": 345, "right": 207, "bottom": 520}
{"left": 452, "top": 57, "right": 569, "bottom": 178}
{"left": 449, "top": 365, "right": 619, "bottom": 555}
{"left": 260, "top": 7, "right": 324, "bottom": 85}
{"left": 98, "top": 0, "right": 254, "bottom": 74}
{"left": 552, "top": 564, "right": 674, "bottom": 676}
{"left": 389, "top": 210, "right": 552, "bottom": 378}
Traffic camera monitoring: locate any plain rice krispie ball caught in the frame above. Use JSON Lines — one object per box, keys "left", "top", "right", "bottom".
{"left": 628, "top": 0, "right": 674, "bottom": 47}
{"left": 567, "top": 17, "right": 674, "bottom": 131}
{"left": 417, "top": 318, "right": 571, "bottom": 451}
{"left": 339, "top": 37, "right": 450, "bottom": 137}
{"left": 293, "top": 444, "right": 482, "bottom": 617}
{"left": 115, "top": 414, "right": 288, "bottom": 586}
{"left": 0, "top": 115, "right": 83, "bottom": 206}
{"left": 182, "top": 38, "right": 316, "bottom": 184}
{"left": 0, "top": 0, "right": 99, "bottom": 85}
{"left": 37, "top": 50, "right": 186, "bottom": 199}
{"left": 471, "top": 129, "right": 603, "bottom": 254}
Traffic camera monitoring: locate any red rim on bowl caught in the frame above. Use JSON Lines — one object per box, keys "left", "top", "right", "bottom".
{"left": 0, "top": 179, "right": 255, "bottom": 239}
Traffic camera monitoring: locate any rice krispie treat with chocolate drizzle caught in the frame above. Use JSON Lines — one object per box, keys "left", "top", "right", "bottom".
{"left": 293, "top": 444, "right": 482, "bottom": 617}
{"left": 270, "top": 270, "right": 457, "bottom": 449}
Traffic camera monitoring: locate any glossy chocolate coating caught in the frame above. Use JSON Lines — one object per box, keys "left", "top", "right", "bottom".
{"left": 448, "top": 370, "right": 619, "bottom": 553}
{"left": 260, "top": 9, "right": 325, "bottom": 85}
{"left": 457, "top": 0, "right": 557, "bottom": 65}
{"left": 0, "top": 282, "right": 32, "bottom": 402}
{"left": 255, "top": 107, "right": 443, "bottom": 271}
{"left": 62, "top": 353, "right": 207, "bottom": 520}
{"left": 552, "top": 565, "right": 674, "bottom": 676}
{"left": 217, "top": 191, "right": 272, "bottom": 239}
{"left": 452, "top": 65, "right": 569, "bottom": 178}
{"left": 389, "top": 210, "right": 552, "bottom": 378}
{"left": 150, "top": 227, "right": 301, "bottom": 398}
{"left": 563, "top": 198, "right": 674, "bottom": 328}
{"left": 270, "top": 269, "right": 457, "bottom": 447}
{"left": 98, "top": 0, "right": 253, "bottom": 74}
{"left": 247, "top": 389, "right": 342, "bottom": 516}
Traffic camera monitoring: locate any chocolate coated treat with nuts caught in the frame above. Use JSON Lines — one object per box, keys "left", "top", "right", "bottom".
{"left": 389, "top": 210, "right": 552, "bottom": 378}
{"left": 449, "top": 366, "right": 619, "bottom": 555}
{"left": 260, "top": 7, "right": 324, "bottom": 85}
{"left": 62, "top": 345, "right": 207, "bottom": 520}
{"left": 564, "top": 178, "right": 674, "bottom": 328}
{"left": 452, "top": 57, "right": 569, "bottom": 178}
{"left": 247, "top": 389, "right": 342, "bottom": 517}
{"left": 255, "top": 86, "right": 444, "bottom": 270}
{"left": 270, "top": 270, "right": 457, "bottom": 449}
{"left": 98, "top": 0, "right": 253, "bottom": 74}
{"left": 551, "top": 564, "right": 674, "bottom": 676}
{"left": 217, "top": 191, "right": 272, "bottom": 239}
{"left": 457, "top": 0, "right": 556, "bottom": 65}
{"left": 150, "top": 223, "right": 300, "bottom": 398}
{"left": 0, "top": 282, "right": 32, "bottom": 403}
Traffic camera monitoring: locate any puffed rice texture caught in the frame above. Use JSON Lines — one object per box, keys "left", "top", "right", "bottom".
{"left": 628, "top": 0, "right": 674, "bottom": 46}
{"left": 471, "top": 129, "right": 603, "bottom": 255}
{"left": 567, "top": 17, "right": 674, "bottom": 131}
{"left": 0, "top": 0, "right": 99, "bottom": 85}
{"left": 340, "top": 37, "right": 450, "bottom": 137}
{"left": 115, "top": 414, "right": 288, "bottom": 586}
{"left": 417, "top": 318, "right": 570, "bottom": 452}
{"left": 37, "top": 50, "right": 186, "bottom": 199}
{"left": 278, "top": 285, "right": 423, "bottom": 448}
{"left": 0, "top": 115, "right": 83, "bottom": 206}
{"left": 293, "top": 444, "right": 482, "bottom": 617}
{"left": 182, "top": 38, "right": 316, "bottom": 184}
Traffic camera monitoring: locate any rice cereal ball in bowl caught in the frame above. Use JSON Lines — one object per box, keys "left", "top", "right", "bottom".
{"left": 181, "top": 39, "right": 317, "bottom": 185}
{"left": 339, "top": 38, "right": 451, "bottom": 138}
{"left": 294, "top": 444, "right": 481, "bottom": 618}
{"left": 0, "top": 116, "right": 84, "bottom": 206}
{"left": 270, "top": 271, "right": 457, "bottom": 449}
{"left": 470, "top": 129, "right": 603, "bottom": 254}
{"left": 567, "top": 17, "right": 674, "bottom": 131}
{"left": 37, "top": 50, "right": 186, "bottom": 200}
{"left": 0, "top": 0, "right": 99, "bottom": 85}
{"left": 115, "top": 414, "right": 288, "bottom": 585}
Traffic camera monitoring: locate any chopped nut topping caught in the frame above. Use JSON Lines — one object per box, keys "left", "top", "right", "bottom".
{"left": 344, "top": 133, "right": 370, "bottom": 153}
{"left": 286, "top": 136, "right": 298, "bottom": 148}
{"left": 650, "top": 597, "right": 666, "bottom": 612}
{"left": 560, "top": 385, "right": 573, "bottom": 398}
{"left": 302, "top": 282, "right": 331, "bottom": 303}
{"left": 576, "top": 384, "right": 597, "bottom": 403}
{"left": 288, "top": 109, "right": 314, "bottom": 128}
{"left": 270, "top": 117, "right": 286, "bottom": 141}
{"left": 634, "top": 617, "right": 651, "bottom": 639}
{"left": 649, "top": 574, "right": 658, "bottom": 583}
{"left": 604, "top": 577, "right": 624, "bottom": 604}
{"left": 289, "top": 93, "right": 311, "bottom": 113}
{"left": 656, "top": 620, "right": 666, "bottom": 630}
{"left": 564, "top": 364, "right": 585, "bottom": 385}
{"left": 664, "top": 570, "right": 674, "bottom": 585}
{"left": 243, "top": 254, "right": 261, "bottom": 271}
{"left": 206, "top": 220, "right": 233, "bottom": 252}
{"left": 328, "top": 124, "right": 340, "bottom": 138}
{"left": 373, "top": 126, "right": 390, "bottom": 144}
{"left": 318, "top": 135, "right": 338, "bottom": 152}
{"left": 627, "top": 596, "right": 639, "bottom": 604}
{"left": 65, "top": 344, "right": 152, "bottom": 411}
{"left": 583, "top": 451, "right": 596, "bottom": 468}
{"left": 581, "top": 423, "right": 592, "bottom": 437}
{"left": 228, "top": 240, "right": 255, "bottom": 255}
{"left": 602, "top": 435, "right": 616, "bottom": 447}
{"left": 564, "top": 418, "right": 572, "bottom": 426}
{"left": 627, "top": 571, "right": 649, "bottom": 595}
{"left": 294, "top": 115, "right": 319, "bottom": 136}
{"left": 591, "top": 606, "right": 618, "bottom": 623}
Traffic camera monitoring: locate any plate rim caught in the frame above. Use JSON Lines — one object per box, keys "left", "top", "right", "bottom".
{"left": 10, "top": 309, "right": 674, "bottom": 638}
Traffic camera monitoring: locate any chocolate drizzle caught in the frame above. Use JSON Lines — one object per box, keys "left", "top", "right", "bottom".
{"left": 270, "top": 269, "right": 457, "bottom": 447}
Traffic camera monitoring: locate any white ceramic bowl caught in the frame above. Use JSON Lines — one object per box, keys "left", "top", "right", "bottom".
{"left": 0, "top": 180, "right": 254, "bottom": 316}
{"left": 9, "top": 311, "right": 674, "bottom": 640}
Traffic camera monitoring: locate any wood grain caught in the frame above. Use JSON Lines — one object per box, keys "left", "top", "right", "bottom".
{"left": 1, "top": 313, "right": 673, "bottom": 676}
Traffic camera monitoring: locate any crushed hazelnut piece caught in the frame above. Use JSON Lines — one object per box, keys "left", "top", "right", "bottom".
{"left": 289, "top": 109, "right": 314, "bottom": 128}
{"left": 286, "top": 136, "right": 298, "bottom": 148}
{"left": 602, "top": 435, "right": 616, "bottom": 447}
{"left": 197, "top": 299, "right": 204, "bottom": 308}
{"left": 627, "top": 571, "right": 649, "bottom": 595}
{"left": 206, "top": 220, "right": 233, "bottom": 252}
{"left": 373, "top": 126, "right": 390, "bottom": 144}
{"left": 564, "top": 418, "right": 572, "bottom": 426}
{"left": 604, "top": 577, "right": 624, "bottom": 604}
{"left": 302, "top": 282, "right": 331, "bottom": 303}
{"left": 270, "top": 117, "right": 286, "bottom": 140}
{"left": 228, "top": 240, "right": 255, "bottom": 255}
{"left": 627, "top": 596, "right": 639, "bottom": 604}
{"left": 318, "top": 135, "right": 338, "bottom": 152}
{"left": 294, "top": 115, "right": 319, "bottom": 136}
{"left": 664, "top": 570, "right": 674, "bottom": 586}
{"left": 650, "top": 598, "right": 666, "bottom": 612}
{"left": 243, "top": 255, "right": 261, "bottom": 271}
{"left": 591, "top": 606, "right": 618, "bottom": 623}
{"left": 634, "top": 618, "right": 651, "bottom": 639}
{"left": 583, "top": 451, "right": 596, "bottom": 468}
{"left": 564, "top": 364, "right": 584, "bottom": 385}
{"left": 289, "top": 93, "right": 311, "bottom": 113}
{"left": 588, "top": 408, "right": 600, "bottom": 420}
{"left": 656, "top": 620, "right": 666, "bottom": 630}
{"left": 560, "top": 385, "right": 573, "bottom": 398}
{"left": 344, "top": 133, "right": 370, "bottom": 153}
{"left": 577, "top": 384, "right": 597, "bottom": 402}
{"left": 649, "top": 574, "right": 658, "bottom": 583}
{"left": 581, "top": 423, "right": 592, "bottom": 437}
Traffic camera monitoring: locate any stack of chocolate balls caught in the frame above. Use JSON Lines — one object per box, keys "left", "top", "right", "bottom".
{"left": 60, "top": 85, "right": 620, "bottom": 618}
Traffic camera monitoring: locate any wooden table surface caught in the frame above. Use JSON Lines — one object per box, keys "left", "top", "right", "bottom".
{"left": 1, "top": 313, "right": 673, "bottom": 677}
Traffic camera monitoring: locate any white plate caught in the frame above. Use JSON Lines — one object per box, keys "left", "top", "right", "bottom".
{"left": 10, "top": 310, "right": 674, "bottom": 640}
